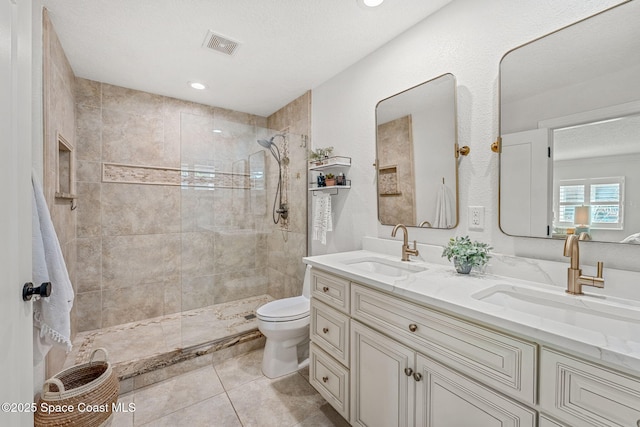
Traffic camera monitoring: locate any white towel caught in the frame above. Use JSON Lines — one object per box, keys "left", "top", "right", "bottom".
{"left": 32, "top": 173, "right": 74, "bottom": 365}
{"left": 433, "top": 183, "right": 454, "bottom": 228}
{"left": 312, "top": 192, "right": 332, "bottom": 244}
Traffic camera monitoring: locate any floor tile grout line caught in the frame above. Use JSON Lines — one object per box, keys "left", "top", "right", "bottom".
{"left": 131, "top": 365, "right": 226, "bottom": 427}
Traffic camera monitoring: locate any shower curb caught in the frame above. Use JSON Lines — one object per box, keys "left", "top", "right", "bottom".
{"left": 116, "top": 329, "right": 265, "bottom": 394}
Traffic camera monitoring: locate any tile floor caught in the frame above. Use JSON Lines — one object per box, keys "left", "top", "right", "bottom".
{"left": 111, "top": 348, "right": 350, "bottom": 427}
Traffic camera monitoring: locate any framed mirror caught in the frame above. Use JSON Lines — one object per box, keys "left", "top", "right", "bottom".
{"left": 499, "top": 0, "right": 640, "bottom": 244}
{"left": 376, "top": 73, "right": 459, "bottom": 228}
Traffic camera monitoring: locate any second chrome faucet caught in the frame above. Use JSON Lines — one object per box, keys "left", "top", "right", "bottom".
{"left": 392, "top": 224, "right": 419, "bottom": 261}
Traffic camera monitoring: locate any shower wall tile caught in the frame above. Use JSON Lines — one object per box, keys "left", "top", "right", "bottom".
{"left": 76, "top": 291, "right": 102, "bottom": 332}
{"left": 214, "top": 231, "right": 256, "bottom": 274}
{"left": 75, "top": 104, "right": 102, "bottom": 162}
{"left": 76, "top": 237, "right": 102, "bottom": 293}
{"left": 181, "top": 275, "right": 216, "bottom": 311}
{"left": 102, "top": 109, "right": 165, "bottom": 166}
{"left": 74, "top": 78, "right": 101, "bottom": 108}
{"left": 102, "top": 283, "right": 165, "bottom": 328}
{"left": 214, "top": 269, "right": 268, "bottom": 304}
{"left": 181, "top": 189, "right": 216, "bottom": 232}
{"left": 77, "top": 160, "right": 101, "bottom": 183}
{"left": 101, "top": 183, "right": 180, "bottom": 236}
{"left": 77, "top": 181, "right": 101, "bottom": 237}
{"left": 163, "top": 275, "right": 182, "bottom": 315}
{"left": 102, "top": 234, "right": 180, "bottom": 290}
{"left": 181, "top": 232, "right": 215, "bottom": 278}
{"left": 102, "top": 83, "right": 164, "bottom": 118}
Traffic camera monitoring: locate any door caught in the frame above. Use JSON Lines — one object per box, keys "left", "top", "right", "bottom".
{"left": 500, "top": 128, "right": 553, "bottom": 237}
{"left": 415, "top": 355, "right": 536, "bottom": 427}
{"left": 1, "top": 0, "right": 34, "bottom": 425}
{"left": 351, "top": 321, "right": 415, "bottom": 427}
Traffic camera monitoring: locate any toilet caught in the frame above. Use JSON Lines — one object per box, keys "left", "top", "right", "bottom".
{"left": 257, "top": 265, "right": 311, "bottom": 378}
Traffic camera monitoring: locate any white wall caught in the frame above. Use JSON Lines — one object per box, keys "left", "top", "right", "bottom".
{"left": 312, "top": 0, "right": 640, "bottom": 270}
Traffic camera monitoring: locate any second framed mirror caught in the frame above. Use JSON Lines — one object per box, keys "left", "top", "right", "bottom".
{"left": 376, "top": 73, "right": 459, "bottom": 228}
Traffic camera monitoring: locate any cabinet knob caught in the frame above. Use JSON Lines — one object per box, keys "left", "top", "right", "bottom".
{"left": 322, "top": 327, "right": 329, "bottom": 334}
{"left": 413, "top": 372, "right": 423, "bottom": 382}
{"left": 408, "top": 324, "right": 418, "bottom": 333}
{"left": 322, "top": 286, "right": 329, "bottom": 292}
{"left": 404, "top": 368, "right": 413, "bottom": 377}
{"left": 322, "top": 376, "right": 329, "bottom": 383}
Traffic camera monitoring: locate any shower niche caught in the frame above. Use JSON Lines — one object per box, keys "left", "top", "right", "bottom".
{"left": 55, "top": 132, "right": 76, "bottom": 201}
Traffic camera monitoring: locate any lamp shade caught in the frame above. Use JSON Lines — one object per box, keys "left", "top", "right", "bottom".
{"left": 574, "top": 206, "right": 591, "bottom": 226}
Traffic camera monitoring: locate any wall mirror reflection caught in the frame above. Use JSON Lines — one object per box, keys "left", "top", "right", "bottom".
{"left": 376, "top": 73, "right": 459, "bottom": 228}
{"left": 499, "top": 0, "right": 640, "bottom": 244}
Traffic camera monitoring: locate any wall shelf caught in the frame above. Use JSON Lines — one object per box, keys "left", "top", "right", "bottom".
{"left": 308, "top": 156, "right": 351, "bottom": 171}
{"left": 309, "top": 155, "right": 351, "bottom": 195}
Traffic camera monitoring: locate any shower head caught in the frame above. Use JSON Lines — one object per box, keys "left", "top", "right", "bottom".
{"left": 257, "top": 138, "right": 273, "bottom": 148}
{"left": 257, "top": 134, "right": 285, "bottom": 165}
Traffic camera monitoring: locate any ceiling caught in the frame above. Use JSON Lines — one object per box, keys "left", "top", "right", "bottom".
{"left": 42, "top": 0, "right": 452, "bottom": 117}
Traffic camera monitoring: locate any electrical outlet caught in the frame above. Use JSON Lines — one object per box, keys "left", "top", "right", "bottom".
{"left": 469, "top": 206, "right": 484, "bottom": 230}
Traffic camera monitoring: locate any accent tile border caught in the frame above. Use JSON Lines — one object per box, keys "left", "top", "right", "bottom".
{"left": 102, "top": 162, "right": 251, "bottom": 189}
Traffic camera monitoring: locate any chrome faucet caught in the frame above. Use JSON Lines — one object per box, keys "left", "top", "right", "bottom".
{"left": 391, "top": 224, "right": 419, "bottom": 262}
{"left": 563, "top": 234, "right": 605, "bottom": 295}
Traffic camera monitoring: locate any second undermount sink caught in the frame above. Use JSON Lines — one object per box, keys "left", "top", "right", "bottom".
{"left": 473, "top": 285, "right": 640, "bottom": 342}
{"left": 344, "top": 257, "right": 426, "bottom": 278}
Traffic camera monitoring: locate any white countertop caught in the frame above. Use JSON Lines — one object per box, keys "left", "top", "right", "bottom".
{"left": 304, "top": 249, "right": 640, "bottom": 376}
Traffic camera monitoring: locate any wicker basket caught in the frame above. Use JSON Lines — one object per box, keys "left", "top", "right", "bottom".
{"left": 35, "top": 348, "right": 119, "bottom": 427}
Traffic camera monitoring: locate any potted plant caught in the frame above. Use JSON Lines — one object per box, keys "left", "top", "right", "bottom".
{"left": 325, "top": 173, "right": 336, "bottom": 186}
{"left": 308, "top": 146, "right": 334, "bottom": 165}
{"left": 441, "top": 236, "right": 492, "bottom": 274}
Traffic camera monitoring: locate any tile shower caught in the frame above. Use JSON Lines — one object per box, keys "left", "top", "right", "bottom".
{"left": 69, "top": 79, "right": 310, "bottom": 378}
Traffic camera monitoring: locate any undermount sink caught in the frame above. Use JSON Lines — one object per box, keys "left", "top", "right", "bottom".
{"left": 473, "top": 285, "right": 640, "bottom": 342}
{"left": 344, "top": 257, "right": 426, "bottom": 278}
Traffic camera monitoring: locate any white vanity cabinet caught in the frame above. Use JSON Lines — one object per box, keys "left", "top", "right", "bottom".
{"left": 540, "top": 347, "right": 640, "bottom": 427}
{"left": 307, "top": 266, "right": 640, "bottom": 427}
{"left": 309, "top": 269, "right": 351, "bottom": 420}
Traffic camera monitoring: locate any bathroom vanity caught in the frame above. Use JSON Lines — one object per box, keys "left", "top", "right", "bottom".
{"left": 304, "top": 249, "right": 640, "bottom": 427}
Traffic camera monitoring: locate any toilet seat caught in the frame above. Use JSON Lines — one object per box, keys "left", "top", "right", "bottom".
{"left": 256, "top": 296, "right": 309, "bottom": 322}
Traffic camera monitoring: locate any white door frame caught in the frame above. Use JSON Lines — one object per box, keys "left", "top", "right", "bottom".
{"left": 1, "top": 0, "right": 35, "bottom": 425}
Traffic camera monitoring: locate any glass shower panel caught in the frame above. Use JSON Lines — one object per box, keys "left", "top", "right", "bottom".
{"left": 179, "top": 111, "right": 275, "bottom": 349}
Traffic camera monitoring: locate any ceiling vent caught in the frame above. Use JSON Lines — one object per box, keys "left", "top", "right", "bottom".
{"left": 202, "top": 31, "right": 240, "bottom": 56}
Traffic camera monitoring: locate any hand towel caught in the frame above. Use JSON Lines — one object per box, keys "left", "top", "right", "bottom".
{"left": 433, "top": 183, "right": 454, "bottom": 228}
{"left": 312, "top": 192, "right": 332, "bottom": 244}
{"left": 32, "top": 173, "right": 74, "bottom": 365}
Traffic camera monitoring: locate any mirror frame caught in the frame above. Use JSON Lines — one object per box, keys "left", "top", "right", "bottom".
{"left": 497, "top": 0, "right": 638, "bottom": 244}
{"left": 375, "top": 73, "right": 460, "bottom": 229}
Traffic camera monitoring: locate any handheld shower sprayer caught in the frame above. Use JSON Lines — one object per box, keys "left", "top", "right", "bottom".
{"left": 257, "top": 134, "right": 288, "bottom": 224}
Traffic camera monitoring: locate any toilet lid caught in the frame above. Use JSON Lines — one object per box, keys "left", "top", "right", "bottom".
{"left": 256, "top": 296, "right": 310, "bottom": 321}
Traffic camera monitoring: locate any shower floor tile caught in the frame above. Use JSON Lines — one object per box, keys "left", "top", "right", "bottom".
{"left": 64, "top": 295, "right": 273, "bottom": 370}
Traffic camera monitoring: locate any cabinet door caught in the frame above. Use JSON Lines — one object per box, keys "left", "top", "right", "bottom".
{"left": 540, "top": 347, "right": 640, "bottom": 427}
{"left": 351, "top": 321, "right": 415, "bottom": 427}
{"left": 415, "top": 354, "right": 536, "bottom": 427}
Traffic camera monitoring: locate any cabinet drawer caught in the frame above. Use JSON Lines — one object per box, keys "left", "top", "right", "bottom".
{"left": 351, "top": 283, "right": 537, "bottom": 404}
{"left": 416, "top": 354, "right": 536, "bottom": 427}
{"left": 310, "top": 343, "right": 350, "bottom": 421}
{"left": 311, "top": 269, "right": 350, "bottom": 313}
{"left": 311, "top": 299, "right": 350, "bottom": 366}
{"left": 540, "top": 347, "right": 640, "bottom": 427}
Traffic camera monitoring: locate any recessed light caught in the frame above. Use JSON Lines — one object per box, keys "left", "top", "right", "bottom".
{"left": 212, "top": 129, "right": 223, "bottom": 133}
{"left": 189, "top": 81, "right": 207, "bottom": 90}
{"left": 359, "top": 0, "right": 384, "bottom": 7}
